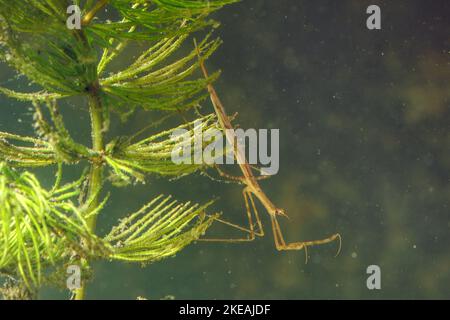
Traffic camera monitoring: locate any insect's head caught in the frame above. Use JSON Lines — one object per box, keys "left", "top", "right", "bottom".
{"left": 275, "top": 208, "right": 287, "bottom": 218}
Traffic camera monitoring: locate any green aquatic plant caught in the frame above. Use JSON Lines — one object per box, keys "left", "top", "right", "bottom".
{"left": 0, "top": 0, "right": 237, "bottom": 299}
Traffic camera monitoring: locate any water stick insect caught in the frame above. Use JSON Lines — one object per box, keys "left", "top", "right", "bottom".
{"left": 194, "top": 42, "right": 341, "bottom": 263}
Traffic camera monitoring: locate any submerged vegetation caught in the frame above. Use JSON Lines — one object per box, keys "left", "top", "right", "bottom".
{"left": 0, "top": 0, "right": 238, "bottom": 299}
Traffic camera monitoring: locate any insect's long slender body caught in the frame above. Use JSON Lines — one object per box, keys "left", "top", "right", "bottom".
{"left": 197, "top": 47, "right": 341, "bottom": 257}
{"left": 202, "top": 64, "right": 280, "bottom": 216}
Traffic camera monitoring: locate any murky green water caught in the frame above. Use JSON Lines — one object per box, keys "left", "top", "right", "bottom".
{"left": 1, "top": 0, "right": 449, "bottom": 299}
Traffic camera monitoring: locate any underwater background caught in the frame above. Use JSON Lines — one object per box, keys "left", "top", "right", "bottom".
{"left": 1, "top": 0, "right": 449, "bottom": 299}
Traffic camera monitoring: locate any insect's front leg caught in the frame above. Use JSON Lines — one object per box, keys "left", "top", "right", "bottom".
{"left": 215, "top": 164, "right": 245, "bottom": 183}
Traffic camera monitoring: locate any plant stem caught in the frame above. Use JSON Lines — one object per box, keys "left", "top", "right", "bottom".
{"left": 74, "top": 84, "right": 104, "bottom": 300}
{"left": 82, "top": 0, "right": 110, "bottom": 26}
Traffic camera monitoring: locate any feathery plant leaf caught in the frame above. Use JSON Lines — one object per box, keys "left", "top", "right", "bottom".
{"left": 105, "top": 113, "right": 226, "bottom": 184}
{"left": 106, "top": 194, "right": 218, "bottom": 263}
{"left": 89, "top": 0, "right": 238, "bottom": 43}
{"left": 100, "top": 33, "right": 221, "bottom": 111}
{"left": 0, "top": 0, "right": 235, "bottom": 111}
{"left": 0, "top": 163, "right": 109, "bottom": 290}
{"left": 0, "top": 87, "right": 65, "bottom": 102}
{"left": 0, "top": 1, "right": 97, "bottom": 95}
{"left": 0, "top": 132, "right": 57, "bottom": 167}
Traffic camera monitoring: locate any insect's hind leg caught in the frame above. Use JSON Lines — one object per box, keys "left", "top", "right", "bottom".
{"left": 198, "top": 188, "right": 264, "bottom": 243}
{"left": 244, "top": 188, "right": 264, "bottom": 238}
{"left": 270, "top": 215, "right": 341, "bottom": 263}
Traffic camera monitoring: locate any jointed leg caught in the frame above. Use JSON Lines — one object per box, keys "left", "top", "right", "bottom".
{"left": 243, "top": 188, "right": 264, "bottom": 238}
{"left": 215, "top": 165, "right": 244, "bottom": 183}
{"left": 201, "top": 169, "right": 240, "bottom": 185}
{"left": 270, "top": 215, "right": 341, "bottom": 263}
{"left": 198, "top": 188, "right": 264, "bottom": 242}
{"left": 248, "top": 165, "right": 274, "bottom": 181}
{"left": 212, "top": 164, "right": 272, "bottom": 183}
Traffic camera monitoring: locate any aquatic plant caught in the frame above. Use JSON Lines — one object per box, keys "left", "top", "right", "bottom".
{"left": 0, "top": 0, "right": 237, "bottom": 299}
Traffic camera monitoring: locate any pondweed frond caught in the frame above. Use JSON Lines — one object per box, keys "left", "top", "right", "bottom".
{"left": 100, "top": 33, "right": 221, "bottom": 112}
{"left": 106, "top": 194, "right": 217, "bottom": 263}
{"left": 0, "top": 0, "right": 229, "bottom": 111}
{"left": 0, "top": 162, "right": 220, "bottom": 291}
{"left": 0, "top": 132, "right": 57, "bottom": 167}
{"left": 0, "top": 163, "right": 106, "bottom": 290}
{"left": 105, "top": 113, "right": 223, "bottom": 184}
{"left": 0, "top": 0, "right": 238, "bottom": 299}
{"left": 0, "top": 0, "right": 97, "bottom": 96}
